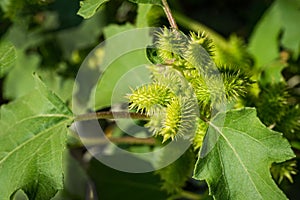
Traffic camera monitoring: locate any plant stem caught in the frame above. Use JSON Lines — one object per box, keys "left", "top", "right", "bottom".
{"left": 73, "top": 136, "right": 157, "bottom": 147}
{"left": 162, "top": 0, "right": 178, "bottom": 29}
{"left": 75, "top": 111, "right": 150, "bottom": 121}
{"left": 74, "top": 110, "right": 210, "bottom": 147}
{"left": 76, "top": 111, "right": 210, "bottom": 126}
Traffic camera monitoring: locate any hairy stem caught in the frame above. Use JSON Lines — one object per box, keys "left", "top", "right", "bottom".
{"left": 75, "top": 111, "right": 150, "bottom": 121}
{"left": 75, "top": 111, "right": 210, "bottom": 128}
{"left": 162, "top": 0, "right": 178, "bottom": 29}
{"left": 73, "top": 136, "right": 157, "bottom": 147}
{"left": 76, "top": 111, "right": 209, "bottom": 124}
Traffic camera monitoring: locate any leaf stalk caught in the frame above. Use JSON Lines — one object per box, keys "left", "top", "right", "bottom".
{"left": 75, "top": 111, "right": 150, "bottom": 121}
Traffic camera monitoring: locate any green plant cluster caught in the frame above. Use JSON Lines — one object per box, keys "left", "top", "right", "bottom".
{"left": 128, "top": 27, "right": 252, "bottom": 146}
{"left": 0, "top": 0, "right": 300, "bottom": 199}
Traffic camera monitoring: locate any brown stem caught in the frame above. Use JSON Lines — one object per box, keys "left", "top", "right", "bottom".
{"left": 75, "top": 111, "right": 150, "bottom": 121}
{"left": 75, "top": 111, "right": 210, "bottom": 126}
{"left": 162, "top": 0, "right": 178, "bottom": 29}
{"left": 75, "top": 136, "right": 157, "bottom": 147}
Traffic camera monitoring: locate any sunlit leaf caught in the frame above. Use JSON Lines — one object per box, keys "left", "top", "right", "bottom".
{"left": 90, "top": 24, "right": 152, "bottom": 110}
{"left": 77, "top": 0, "right": 110, "bottom": 19}
{"left": 0, "top": 75, "right": 73, "bottom": 199}
{"left": 249, "top": 0, "right": 300, "bottom": 67}
{"left": 194, "top": 108, "right": 295, "bottom": 200}
{"left": 136, "top": 4, "right": 153, "bottom": 28}
{"left": 248, "top": 2, "right": 281, "bottom": 68}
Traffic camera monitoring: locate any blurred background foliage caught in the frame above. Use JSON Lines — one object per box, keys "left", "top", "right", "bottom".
{"left": 1, "top": 0, "right": 300, "bottom": 199}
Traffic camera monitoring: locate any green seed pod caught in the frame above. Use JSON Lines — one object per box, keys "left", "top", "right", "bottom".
{"left": 128, "top": 83, "right": 174, "bottom": 115}
{"left": 271, "top": 160, "right": 297, "bottom": 184}
{"left": 275, "top": 105, "right": 300, "bottom": 140}
{"left": 158, "top": 97, "right": 198, "bottom": 143}
{"left": 192, "top": 119, "right": 208, "bottom": 150}
{"left": 218, "top": 64, "right": 253, "bottom": 101}
{"left": 155, "top": 27, "right": 188, "bottom": 67}
{"left": 189, "top": 31, "right": 214, "bottom": 57}
{"left": 183, "top": 31, "right": 215, "bottom": 73}
{"left": 256, "top": 83, "right": 290, "bottom": 126}
{"left": 160, "top": 98, "right": 182, "bottom": 142}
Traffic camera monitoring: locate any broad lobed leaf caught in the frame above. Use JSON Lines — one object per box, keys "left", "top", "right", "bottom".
{"left": 194, "top": 108, "right": 295, "bottom": 200}
{"left": 0, "top": 75, "right": 73, "bottom": 199}
{"left": 77, "top": 0, "right": 110, "bottom": 19}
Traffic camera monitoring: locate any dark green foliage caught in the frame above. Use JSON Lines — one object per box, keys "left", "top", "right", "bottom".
{"left": 256, "top": 83, "right": 290, "bottom": 126}
{"left": 155, "top": 27, "right": 188, "bottom": 66}
{"left": 88, "top": 158, "right": 169, "bottom": 200}
{"left": 156, "top": 148, "right": 196, "bottom": 194}
{"left": 276, "top": 105, "right": 300, "bottom": 140}
{"left": 133, "top": 28, "right": 253, "bottom": 117}
{"left": 271, "top": 160, "right": 298, "bottom": 184}
{"left": 218, "top": 65, "right": 253, "bottom": 101}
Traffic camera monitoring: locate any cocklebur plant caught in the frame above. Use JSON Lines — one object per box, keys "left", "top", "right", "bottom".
{"left": 124, "top": 1, "right": 297, "bottom": 198}
{"left": 129, "top": 64, "right": 199, "bottom": 143}
{"left": 126, "top": 27, "right": 255, "bottom": 195}
{"left": 128, "top": 27, "right": 252, "bottom": 145}
{"left": 0, "top": 0, "right": 298, "bottom": 199}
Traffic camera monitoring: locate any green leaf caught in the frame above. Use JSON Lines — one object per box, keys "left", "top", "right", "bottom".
{"left": 128, "top": 0, "right": 163, "bottom": 6}
{"left": 136, "top": 4, "right": 153, "bottom": 28}
{"left": 194, "top": 108, "right": 295, "bottom": 200}
{"left": 248, "top": 0, "right": 300, "bottom": 67}
{"left": 156, "top": 148, "right": 196, "bottom": 194}
{"left": 91, "top": 24, "right": 152, "bottom": 110}
{"left": 0, "top": 40, "right": 16, "bottom": 78}
{"left": 4, "top": 50, "right": 74, "bottom": 102}
{"left": 103, "top": 23, "right": 135, "bottom": 38}
{"left": 259, "top": 60, "right": 286, "bottom": 86}
{"left": 0, "top": 75, "right": 73, "bottom": 199}
{"left": 57, "top": 11, "right": 106, "bottom": 59}
{"left": 248, "top": 2, "right": 281, "bottom": 68}
{"left": 277, "top": 0, "right": 300, "bottom": 58}
{"left": 77, "top": 0, "right": 110, "bottom": 19}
